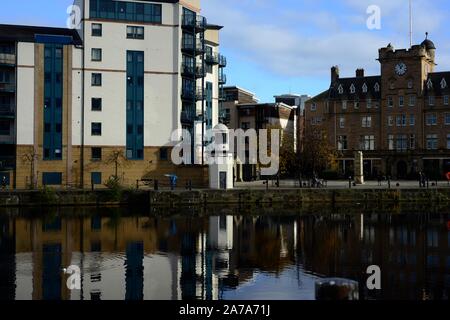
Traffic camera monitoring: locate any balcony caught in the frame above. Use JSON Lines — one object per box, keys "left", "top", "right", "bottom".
{"left": 219, "top": 54, "right": 227, "bottom": 68}
{"left": 182, "top": 15, "right": 207, "bottom": 32}
{"left": 181, "top": 64, "right": 205, "bottom": 79}
{"left": 182, "top": 88, "right": 205, "bottom": 102}
{"left": 219, "top": 73, "right": 227, "bottom": 85}
{"left": 205, "top": 52, "right": 219, "bottom": 65}
{"left": 181, "top": 110, "right": 195, "bottom": 124}
{"left": 0, "top": 53, "right": 15, "bottom": 67}
{"left": 0, "top": 156, "right": 15, "bottom": 170}
{"left": 0, "top": 105, "right": 15, "bottom": 119}
{"left": 181, "top": 39, "right": 205, "bottom": 55}
{"left": 0, "top": 82, "right": 15, "bottom": 93}
{"left": 196, "top": 88, "right": 205, "bottom": 101}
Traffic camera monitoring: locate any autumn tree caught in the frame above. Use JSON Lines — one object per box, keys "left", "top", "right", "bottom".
{"left": 104, "top": 149, "right": 130, "bottom": 181}
{"left": 299, "top": 128, "right": 337, "bottom": 176}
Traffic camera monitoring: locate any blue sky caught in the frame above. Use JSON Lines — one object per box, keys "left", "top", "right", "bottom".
{"left": 1, "top": 0, "right": 449, "bottom": 101}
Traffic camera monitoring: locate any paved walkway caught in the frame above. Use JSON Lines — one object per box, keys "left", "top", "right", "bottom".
{"left": 235, "top": 179, "right": 450, "bottom": 190}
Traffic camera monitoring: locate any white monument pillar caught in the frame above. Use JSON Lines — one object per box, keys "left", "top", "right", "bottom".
{"left": 354, "top": 151, "right": 364, "bottom": 185}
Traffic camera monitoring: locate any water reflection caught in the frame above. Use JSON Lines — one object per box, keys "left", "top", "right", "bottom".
{"left": 0, "top": 206, "right": 449, "bottom": 300}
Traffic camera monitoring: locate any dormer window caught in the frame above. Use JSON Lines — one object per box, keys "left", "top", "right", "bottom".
{"left": 427, "top": 78, "right": 433, "bottom": 89}
{"left": 350, "top": 84, "right": 355, "bottom": 94}
{"left": 374, "top": 83, "right": 380, "bottom": 92}
{"left": 362, "top": 83, "right": 368, "bottom": 93}
{"left": 407, "top": 79, "right": 413, "bottom": 89}
{"left": 441, "top": 78, "right": 447, "bottom": 89}
{"left": 338, "top": 84, "right": 343, "bottom": 94}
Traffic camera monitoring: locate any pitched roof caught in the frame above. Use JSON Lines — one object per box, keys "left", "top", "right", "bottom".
{"left": 329, "top": 76, "right": 381, "bottom": 100}
{"left": 425, "top": 72, "right": 450, "bottom": 96}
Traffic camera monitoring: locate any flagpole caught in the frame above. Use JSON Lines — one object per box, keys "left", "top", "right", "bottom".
{"left": 409, "top": 0, "right": 413, "bottom": 47}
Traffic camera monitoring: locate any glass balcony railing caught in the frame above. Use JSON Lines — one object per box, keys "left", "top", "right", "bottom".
{"left": 181, "top": 63, "right": 205, "bottom": 79}
{"left": 205, "top": 52, "right": 219, "bottom": 65}
{"left": 219, "top": 54, "right": 227, "bottom": 67}
{"left": 219, "top": 73, "right": 227, "bottom": 85}
{"left": 0, "top": 53, "right": 16, "bottom": 66}
{"left": 0, "top": 105, "right": 15, "bottom": 118}
{"left": 182, "top": 15, "right": 207, "bottom": 31}
{"left": 181, "top": 39, "right": 205, "bottom": 54}
{"left": 0, "top": 82, "right": 15, "bottom": 93}
{"left": 0, "top": 156, "right": 15, "bottom": 170}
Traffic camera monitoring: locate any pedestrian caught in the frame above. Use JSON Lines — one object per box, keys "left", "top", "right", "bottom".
{"left": 418, "top": 171, "right": 423, "bottom": 188}
{"left": 1, "top": 176, "right": 6, "bottom": 190}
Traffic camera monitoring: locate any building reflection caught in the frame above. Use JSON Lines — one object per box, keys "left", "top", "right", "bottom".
{"left": 0, "top": 207, "right": 449, "bottom": 300}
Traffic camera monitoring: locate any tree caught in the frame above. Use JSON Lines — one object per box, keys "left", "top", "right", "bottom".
{"left": 264, "top": 125, "right": 298, "bottom": 178}
{"left": 299, "top": 128, "right": 337, "bottom": 177}
{"left": 104, "top": 149, "right": 129, "bottom": 181}
{"left": 22, "top": 149, "right": 39, "bottom": 190}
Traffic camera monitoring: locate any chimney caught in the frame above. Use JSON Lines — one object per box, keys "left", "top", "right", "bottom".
{"left": 356, "top": 68, "right": 365, "bottom": 77}
{"left": 331, "top": 66, "right": 340, "bottom": 83}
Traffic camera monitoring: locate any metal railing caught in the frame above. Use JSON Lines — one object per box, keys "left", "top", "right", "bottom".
{"left": 219, "top": 54, "right": 227, "bottom": 67}
{"left": 219, "top": 73, "right": 227, "bottom": 84}
{"left": 182, "top": 15, "right": 207, "bottom": 31}
{"left": 205, "top": 52, "right": 219, "bottom": 65}
{"left": 0, "top": 82, "right": 15, "bottom": 92}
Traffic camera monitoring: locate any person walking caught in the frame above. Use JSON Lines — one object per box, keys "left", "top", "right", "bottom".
{"left": 1, "top": 176, "right": 7, "bottom": 191}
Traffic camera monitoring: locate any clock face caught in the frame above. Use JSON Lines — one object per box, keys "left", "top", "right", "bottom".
{"left": 395, "top": 62, "right": 407, "bottom": 76}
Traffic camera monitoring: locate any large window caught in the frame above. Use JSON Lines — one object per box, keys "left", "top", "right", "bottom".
{"left": 445, "top": 113, "right": 450, "bottom": 125}
{"left": 447, "top": 134, "right": 450, "bottom": 149}
{"left": 426, "top": 134, "right": 438, "bottom": 150}
{"left": 90, "top": 0, "right": 162, "bottom": 24}
{"left": 338, "top": 135, "right": 348, "bottom": 150}
{"left": 388, "top": 135, "right": 394, "bottom": 150}
{"left": 0, "top": 120, "right": 10, "bottom": 135}
{"left": 360, "top": 135, "right": 375, "bottom": 151}
{"left": 426, "top": 113, "right": 437, "bottom": 126}
{"left": 361, "top": 116, "right": 372, "bottom": 128}
{"left": 127, "top": 26, "right": 144, "bottom": 39}
{"left": 396, "top": 135, "right": 408, "bottom": 151}
{"left": 91, "top": 147, "right": 102, "bottom": 160}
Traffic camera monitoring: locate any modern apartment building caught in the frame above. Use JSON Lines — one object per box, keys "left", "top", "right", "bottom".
{"left": 0, "top": 0, "right": 226, "bottom": 189}
{"left": 220, "top": 86, "right": 297, "bottom": 181}
{"left": 305, "top": 36, "right": 450, "bottom": 179}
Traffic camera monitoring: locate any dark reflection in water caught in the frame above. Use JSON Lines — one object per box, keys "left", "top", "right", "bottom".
{"left": 0, "top": 205, "right": 449, "bottom": 300}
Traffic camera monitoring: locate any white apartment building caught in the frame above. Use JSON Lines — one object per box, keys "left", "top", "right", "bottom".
{"left": 0, "top": 0, "right": 226, "bottom": 189}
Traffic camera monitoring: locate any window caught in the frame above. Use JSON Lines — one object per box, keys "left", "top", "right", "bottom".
{"left": 388, "top": 135, "right": 395, "bottom": 150}
{"left": 342, "top": 100, "right": 347, "bottom": 110}
{"left": 396, "top": 135, "right": 408, "bottom": 151}
{"left": 409, "top": 95, "right": 416, "bottom": 107}
{"left": 374, "top": 83, "right": 380, "bottom": 92}
{"left": 311, "top": 117, "right": 322, "bottom": 125}
{"left": 388, "top": 96, "right": 393, "bottom": 107}
{"left": 362, "top": 83, "right": 368, "bottom": 93}
{"left": 241, "top": 122, "right": 250, "bottom": 130}
{"left": 427, "top": 78, "right": 433, "bottom": 89}
{"left": 91, "top": 48, "right": 102, "bottom": 61}
{"left": 91, "top": 122, "right": 102, "bottom": 136}
{"left": 426, "top": 113, "right": 437, "bottom": 126}
{"left": 42, "top": 172, "right": 62, "bottom": 186}
{"left": 338, "top": 136, "right": 348, "bottom": 150}
{"left": 388, "top": 116, "right": 394, "bottom": 127}
{"left": 338, "top": 85, "right": 343, "bottom": 94}
{"left": 407, "top": 80, "right": 413, "bottom": 89}
{"left": 350, "top": 84, "right": 355, "bottom": 94}
{"left": 360, "top": 135, "right": 375, "bottom": 151}
{"left": 160, "top": 148, "right": 168, "bottom": 160}
{"left": 127, "top": 26, "right": 144, "bottom": 39}
{"left": 91, "top": 98, "right": 102, "bottom": 111}
{"left": 91, "top": 147, "right": 102, "bottom": 160}
{"left": 441, "top": 78, "right": 447, "bottom": 89}
{"left": 426, "top": 134, "right": 438, "bottom": 150}
{"left": 90, "top": 1, "right": 162, "bottom": 24}
{"left": 444, "top": 95, "right": 449, "bottom": 105}
{"left": 91, "top": 172, "right": 102, "bottom": 185}
{"left": 362, "top": 116, "right": 372, "bottom": 128}
{"left": 409, "top": 114, "right": 415, "bottom": 126}
{"left": 354, "top": 100, "right": 360, "bottom": 109}
{"left": 445, "top": 113, "right": 450, "bottom": 125}
{"left": 311, "top": 103, "right": 317, "bottom": 111}
{"left": 429, "top": 96, "right": 435, "bottom": 106}
{"left": 92, "top": 73, "right": 102, "bottom": 86}
{"left": 0, "top": 120, "right": 10, "bottom": 135}
{"left": 399, "top": 96, "right": 404, "bottom": 107}
{"left": 92, "top": 23, "right": 102, "bottom": 36}
{"left": 367, "top": 98, "right": 372, "bottom": 109}
{"left": 374, "top": 101, "right": 380, "bottom": 108}
{"left": 410, "top": 134, "right": 416, "bottom": 150}
{"left": 447, "top": 134, "right": 450, "bottom": 149}
{"left": 339, "top": 116, "right": 345, "bottom": 128}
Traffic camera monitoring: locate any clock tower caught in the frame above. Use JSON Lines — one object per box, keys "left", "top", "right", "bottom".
{"left": 377, "top": 37, "right": 437, "bottom": 166}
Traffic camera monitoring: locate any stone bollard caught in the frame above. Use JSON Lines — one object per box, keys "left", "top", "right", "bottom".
{"left": 315, "top": 278, "right": 359, "bottom": 301}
